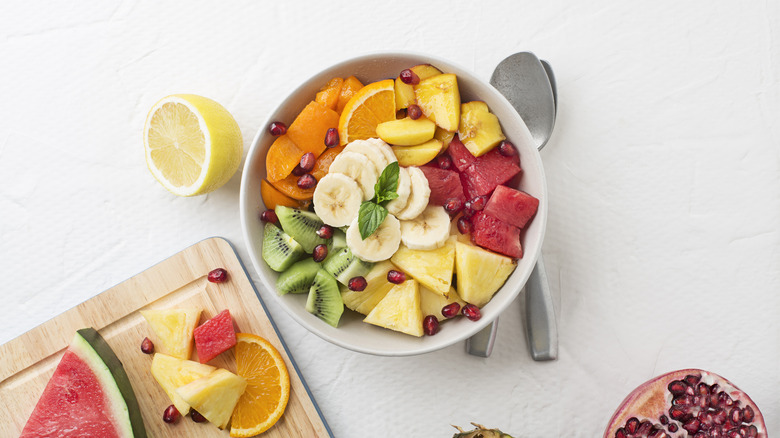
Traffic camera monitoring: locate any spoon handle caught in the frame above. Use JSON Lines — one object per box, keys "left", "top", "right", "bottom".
{"left": 525, "top": 256, "right": 558, "bottom": 360}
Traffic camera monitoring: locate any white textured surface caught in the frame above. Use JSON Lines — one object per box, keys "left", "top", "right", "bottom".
{"left": 1, "top": 1, "right": 778, "bottom": 436}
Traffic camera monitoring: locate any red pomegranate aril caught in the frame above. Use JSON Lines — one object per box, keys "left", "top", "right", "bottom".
{"left": 408, "top": 104, "right": 423, "bottom": 120}
{"left": 462, "top": 304, "right": 481, "bottom": 321}
{"left": 444, "top": 198, "right": 463, "bottom": 215}
{"left": 269, "top": 121, "right": 287, "bottom": 136}
{"left": 457, "top": 216, "right": 472, "bottom": 234}
{"left": 140, "top": 337, "right": 154, "bottom": 354}
{"left": 399, "top": 68, "right": 420, "bottom": 85}
{"left": 497, "top": 140, "right": 516, "bottom": 157}
{"left": 423, "top": 315, "right": 439, "bottom": 335}
{"left": 615, "top": 428, "right": 627, "bottom": 438}
{"left": 659, "top": 415, "right": 668, "bottom": 425}
{"left": 469, "top": 196, "right": 487, "bottom": 211}
{"left": 208, "top": 268, "right": 228, "bottom": 283}
{"left": 260, "top": 209, "right": 278, "bottom": 224}
{"left": 316, "top": 225, "right": 333, "bottom": 239}
{"left": 743, "top": 405, "right": 755, "bottom": 422}
{"left": 291, "top": 164, "right": 307, "bottom": 176}
{"left": 683, "top": 418, "right": 701, "bottom": 434}
{"left": 667, "top": 423, "right": 678, "bottom": 432}
{"left": 299, "top": 152, "right": 316, "bottom": 172}
{"left": 625, "top": 417, "right": 640, "bottom": 433}
{"left": 312, "top": 244, "right": 328, "bottom": 262}
{"left": 324, "top": 128, "right": 339, "bottom": 147}
{"left": 348, "top": 276, "right": 367, "bottom": 291}
{"left": 297, "top": 174, "right": 317, "bottom": 189}
{"left": 163, "top": 405, "right": 180, "bottom": 424}
{"left": 441, "top": 302, "right": 460, "bottom": 319}
{"left": 436, "top": 154, "right": 453, "bottom": 170}
{"left": 668, "top": 380, "right": 687, "bottom": 395}
{"left": 190, "top": 410, "right": 207, "bottom": 423}
{"left": 387, "top": 270, "right": 405, "bottom": 284}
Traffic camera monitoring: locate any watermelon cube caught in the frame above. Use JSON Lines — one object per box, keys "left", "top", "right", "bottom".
{"left": 460, "top": 148, "right": 522, "bottom": 198}
{"left": 484, "top": 185, "right": 539, "bottom": 229}
{"left": 194, "top": 309, "right": 237, "bottom": 363}
{"left": 419, "top": 166, "right": 466, "bottom": 206}
{"left": 470, "top": 212, "right": 523, "bottom": 259}
{"left": 446, "top": 135, "right": 477, "bottom": 172}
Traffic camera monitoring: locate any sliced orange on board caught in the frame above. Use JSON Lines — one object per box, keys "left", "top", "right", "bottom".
{"left": 338, "top": 79, "right": 395, "bottom": 145}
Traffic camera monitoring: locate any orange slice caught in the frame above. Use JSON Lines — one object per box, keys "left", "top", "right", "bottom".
{"left": 337, "top": 79, "right": 395, "bottom": 145}
{"left": 229, "top": 333, "right": 290, "bottom": 437}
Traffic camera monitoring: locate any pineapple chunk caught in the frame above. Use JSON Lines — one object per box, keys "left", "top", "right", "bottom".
{"left": 455, "top": 240, "right": 516, "bottom": 307}
{"left": 390, "top": 237, "right": 455, "bottom": 297}
{"left": 140, "top": 308, "right": 201, "bottom": 359}
{"left": 151, "top": 353, "right": 215, "bottom": 415}
{"left": 420, "top": 286, "right": 466, "bottom": 321}
{"left": 364, "top": 279, "right": 423, "bottom": 337}
{"left": 415, "top": 74, "right": 460, "bottom": 132}
{"left": 457, "top": 101, "right": 506, "bottom": 157}
{"left": 175, "top": 368, "right": 247, "bottom": 429}
{"left": 395, "top": 64, "right": 443, "bottom": 110}
{"left": 393, "top": 139, "right": 443, "bottom": 167}
{"left": 340, "top": 260, "right": 395, "bottom": 315}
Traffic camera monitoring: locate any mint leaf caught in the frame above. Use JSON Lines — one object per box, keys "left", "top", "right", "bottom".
{"left": 358, "top": 202, "right": 388, "bottom": 240}
{"left": 374, "top": 162, "right": 400, "bottom": 204}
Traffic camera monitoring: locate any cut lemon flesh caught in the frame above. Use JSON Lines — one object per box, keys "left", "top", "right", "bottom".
{"left": 144, "top": 94, "right": 242, "bottom": 196}
{"left": 338, "top": 79, "right": 395, "bottom": 145}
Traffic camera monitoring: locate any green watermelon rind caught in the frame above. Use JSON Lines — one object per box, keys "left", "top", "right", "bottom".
{"left": 75, "top": 328, "right": 147, "bottom": 438}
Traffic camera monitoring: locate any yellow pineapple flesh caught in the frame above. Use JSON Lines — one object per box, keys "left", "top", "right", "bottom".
{"left": 340, "top": 260, "right": 395, "bottom": 315}
{"left": 363, "top": 279, "right": 423, "bottom": 337}
{"left": 414, "top": 73, "right": 460, "bottom": 132}
{"left": 395, "top": 64, "right": 443, "bottom": 110}
{"left": 175, "top": 368, "right": 247, "bottom": 429}
{"left": 390, "top": 237, "right": 455, "bottom": 297}
{"left": 140, "top": 308, "right": 201, "bottom": 359}
{"left": 455, "top": 240, "right": 516, "bottom": 307}
{"left": 151, "top": 353, "right": 215, "bottom": 415}
{"left": 420, "top": 286, "right": 466, "bottom": 321}
{"left": 458, "top": 101, "right": 506, "bottom": 157}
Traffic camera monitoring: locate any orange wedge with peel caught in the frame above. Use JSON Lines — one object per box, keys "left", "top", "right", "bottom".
{"left": 337, "top": 79, "right": 395, "bottom": 145}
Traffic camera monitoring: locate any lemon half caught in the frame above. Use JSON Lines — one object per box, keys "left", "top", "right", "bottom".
{"left": 144, "top": 94, "right": 243, "bottom": 196}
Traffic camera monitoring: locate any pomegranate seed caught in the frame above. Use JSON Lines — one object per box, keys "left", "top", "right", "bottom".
{"left": 423, "top": 315, "right": 439, "bottom": 335}
{"left": 190, "top": 410, "right": 207, "bottom": 423}
{"left": 659, "top": 415, "right": 668, "bottom": 425}
{"left": 497, "top": 140, "right": 516, "bottom": 157}
{"left": 348, "top": 276, "right": 367, "bottom": 291}
{"left": 436, "top": 154, "right": 452, "bottom": 170}
{"left": 299, "top": 152, "right": 315, "bottom": 172}
{"left": 667, "top": 423, "right": 678, "bottom": 432}
{"left": 615, "top": 428, "right": 627, "bottom": 438}
{"left": 291, "top": 164, "right": 306, "bottom": 176}
{"left": 457, "top": 216, "right": 472, "bottom": 234}
{"left": 625, "top": 418, "right": 640, "bottom": 433}
{"left": 140, "top": 337, "right": 154, "bottom": 354}
{"left": 269, "top": 121, "right": 287, "bottom": 136}
{"left": 685, "top": 374, "right": 702, "bottom": 386}
{"left": 260, "top": 210, "right": 278, "bottom": 224}
{"left": 469, "top": 196, "right": 487, "bottom": 211}
{"left": 208, "top": 268, "right": 228, "bottom": 283}
{"left": 441, "top": 302, "right": 460, "bottom": 319}
{"left": 407, "top": 104, "right": 423, "bottom": 120}
{"left": 387, "top": 270, "right": 406, "bottom": 284}
{"left": 399, "top": 68, "right": 420, "bottom": 85}
{"left": 461, "top": 304, "right": 481, "bottom": 321}
{"left": 444, "top": 198, "right": 463, "bottom": 215}
{"left": 163, "top": 405, "right": 180, "bottom": 424}
{"left": 297, "top": 174, "right": 317, "bottom": 189}
{"left": 316, "top": 225, "right": 333, "bottom": 239}
{"left": 324, "top": 128, "right": 339, "bottom": 147}
{"left": 743, "top": 405, "right": 755, "bottom": 422}
{"left": 668, "top": 380, "right": 687, "bottom": 395}
{"left": 312, "top": 244, "right": 328, "bottom": 262}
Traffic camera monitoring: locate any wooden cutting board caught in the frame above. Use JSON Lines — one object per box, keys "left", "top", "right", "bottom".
{"left": 0, "top": 237, "right": 333, "bottom": 437}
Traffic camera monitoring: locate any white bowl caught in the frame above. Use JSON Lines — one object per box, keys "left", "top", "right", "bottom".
{"left": 240, "top": 52, "right": 547, "bottom": 356}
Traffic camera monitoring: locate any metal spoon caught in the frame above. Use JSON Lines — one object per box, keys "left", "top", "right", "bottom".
{"left": 465, "top": 52, "right": 558, "bottom": 360}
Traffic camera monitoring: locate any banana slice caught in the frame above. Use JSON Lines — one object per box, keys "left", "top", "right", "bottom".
{"left": 386, "top": 166, "right": 411, "bottom": 216}
{"left": 313, "top": 173, "right": 363, "bottom": 227}
{"left": 394, "top": 166, "right": 430, "bottom": 220}
{"left": 346, "top": 214, "right": 401, "bottom": 262}
{"left": 399, "top": 205, "right": 450, "bottom": 250}
{"left": 328, "top": 151, "right": 378, "bottom": 200}
{"left": 344, "top": 139, "right": 390, "bottom": 176}
{"left": 364, "top": 137, "right": 398, "bottom": 166}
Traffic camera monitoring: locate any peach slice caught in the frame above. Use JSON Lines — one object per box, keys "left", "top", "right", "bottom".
{"left": 414, "top": 73, "right": 460, "bottom": 132}
{"left": 392, "top": 139, "right": 443, "bottom": 167}
{"left": 457, "top": 101, "right": 506, "bottom": 157}
{"left": 315, "top": 77, "right": 344, "bottom": 111}
{"left": 337, "top": 75, "right": 364, "bottom": 114}
{"left": 433, "top": 127, "right": 455, "bottom": 152}
{"left": 395, "top": 64, "right": 443, "bottom": 111}
{"left": 376, "top": 117, "right": 436, "bottom": 146}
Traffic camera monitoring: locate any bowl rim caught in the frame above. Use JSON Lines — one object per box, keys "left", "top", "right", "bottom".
{"left": 239, "top": 51, "right": 548, "bottom": 356}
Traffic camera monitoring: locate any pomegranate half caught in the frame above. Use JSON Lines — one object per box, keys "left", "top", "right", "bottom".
{"left": 604, "top": 369, "right": 767, "bottom": 438}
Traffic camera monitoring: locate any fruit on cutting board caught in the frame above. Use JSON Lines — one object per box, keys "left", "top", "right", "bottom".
{"left": 194, "top": 309, "right": 237, "bottom": 363}
{"left": 230, "top": 333, "right": 290, "bottom": 437}
{"left": 393, "top": 139, "right": 443, "bottom": 167}
{"left": 453, "top": 423, "right": 515, "bottom": 438}
{"left": 376, "top": 117, "right": 436, "bottom": 145}
{"left": 175, "top": 368, "right": 247, "bottom": 430}
{"left": 603, "top": 369, "right": 767, "bottom": 438}
{"left": 415, "top": 73, "right": 460, "bottom": 132}
{"left": 21, "top": 328, "right": 147, "bottom": 438}
{"left": 140, "top": 308, "right": 201, "bottom": 360}
{"left": 151, "top": 353, "right": 216, "bottom": 415}
{"left": 364, "top": 279, "right": 423, "bottom": 337}
{"left": 457, "top": 101, "right": 506, "bottom": 157}
{"left": 454, "top": 241, "right": 516, "bottom": 307}
{"left": 390, "top": 237, "right": 455, "bottom": 297}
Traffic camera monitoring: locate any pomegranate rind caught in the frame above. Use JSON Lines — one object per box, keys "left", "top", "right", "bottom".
{"left": 603, "top": 368, "right": 767, "bottom": 438}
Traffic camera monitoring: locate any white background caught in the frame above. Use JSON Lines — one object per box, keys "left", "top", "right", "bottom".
{"left": 1, "top": 1, "right": 778, "bottom": 436}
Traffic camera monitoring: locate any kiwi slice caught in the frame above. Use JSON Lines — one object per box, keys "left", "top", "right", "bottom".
{"left": 262, "top": 223, "right": 305, "bottom": 272}
{"left": 328, "top": 228, "right": 347, "bottom": 253}
{"left": 305, "top": 269, "right": 344, "bottom": 327}
{"left": 322, "top": 247, "right": 374, "bottom": 285}
{"left": 276, "top": 206, "right": 326, "bottom": 253}
{"left": 276, "top": 258, "right": 320, "bottom": 295}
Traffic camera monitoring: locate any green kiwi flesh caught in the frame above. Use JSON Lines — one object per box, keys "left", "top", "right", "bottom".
{"left": 275, "top": 206, "right": 326, "bottom": 253}
{"left": 305, "top": 269, "right": 344, "bottom": 327}
{"left": 276, "top": 258, "right": 320, "bottom": 295}
{"left": 262, "top": 223, "right": 305, "bottom": 272}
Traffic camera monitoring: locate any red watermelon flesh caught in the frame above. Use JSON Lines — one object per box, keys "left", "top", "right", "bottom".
{"left": 194, "top": 309, "right": 237, "bottom": 363}
{"left": 484, "top": 185, "right": 539, "bottom": 229}
{"left": 470, "top": 212, "right": 524, "bottom": 258}
{"left": 446, "top": 135, "right": 477, "bottom": 172}
{"left": 460, "top": 148, "right": 522, "bottom": 198}
{"left": 419, "top": 166, "right": 466, "bottom": 205}
{"left": 21, "top": 330, "right": 141, "bottom": 438}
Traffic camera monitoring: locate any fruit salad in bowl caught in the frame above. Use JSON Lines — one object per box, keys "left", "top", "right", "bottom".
{"left": 240, "top": 52, "right": 547, "bottom": 356}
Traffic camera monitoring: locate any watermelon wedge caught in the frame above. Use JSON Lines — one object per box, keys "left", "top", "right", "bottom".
{"left": 470, "top": 212, "right": 523, "bottom": 259}
{"left": 484, "top": 185, "right": 539, "bottom": 229}
{"left": 20, "top": 328, "right": 146, "bottom": 438}
{"left": 460, "top": 148, "right": 522, "bottom": 198}
{"left": 194, "top": 309, "right": 237, "bottom": 363}
{"left": 419, "top": 166, "right": 466, "bottom": 206}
